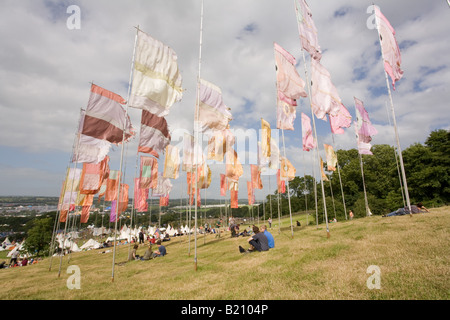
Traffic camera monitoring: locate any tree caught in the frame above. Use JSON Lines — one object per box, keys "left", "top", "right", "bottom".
{"left": 23, "top": 217, "right": 54, "bottom": 257}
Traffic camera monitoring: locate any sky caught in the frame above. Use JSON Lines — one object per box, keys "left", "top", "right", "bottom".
{"left": 0, "top": 0, "right": 449, "bottom": 201}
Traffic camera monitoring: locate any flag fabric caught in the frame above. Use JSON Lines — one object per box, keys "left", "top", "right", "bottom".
{"left": 277, "top": 169, "right": 286, "bottom": 194}
{"left": 251, "top": 164, "right": 263, "bottom": 190}
{"left": 138, "top": 110, "right": 171, "bottom": 158}
{"left": 82, "top": 84, "right": 135, "bottom": 145}
{"left": 139, "top": 156, "right": 158, "bottom": 189}
{"left": 73, "top": 110, "right": 111, "bottom": 164}
{"left": 134, "top": 178, "right": 149, "bottom": 212}
{"left": 110, "top": 200, "right": 118, "bottom": 222}
{"left": 280, "top": 156, "right": 296, "bottom": 181}
{"left": 261, "top": 118, "right": 271, "bottom": 158}
{"left": 197, "top": 164, "right": 212, "bottom": 190}
{"left": 159, "top": 194, "right": 169, "bottom": 207}
{"left": 324, "top": 144, "right": 337, "bottom": 171}
{"left": 152, "top": 173, "right": 173, "bottom": 197}
{"left": 301, "top": 112, "right": 316, "bottom": 151}
{"left": 182, "top": 133, "right": 205, "bottom": 171}
{"left": 320, "top": 157, "right": 329, "bottom": 181}
{"left": 220, "top": 174, "right": 227, "bottom": 196}
{"left": 129, "top": 29, "right": 183, "bottom": 117}
{"left": 354, "top": 97, "right": 378, "bottom": 143}
{"left": 163, "top": 145, "right": 180, "bottom": 179}
{"left": 104, "top": 170, "right": 120, "bottom": 201}
{"left": 329, "top": 103, "right": 352, "bottom": 134}
{"left": 80, "top": 205, "right": 91, "bottom": 224}
{"left": 207, "top": 131, "right": 226, "bottom": 162}
{"left": 247, "top": 181, "right": 255, "bottom": 205}
{"left": 354, "top": 122, "right": 374, "bottom": 155}
{"left": 79, "top": 155, "right": 110, "bottom": 194}
{"left": 310, "top": 58, "right": 343, "bottom": 121}
{"left": 374, "top": 6, "right": 404, "bottom": 90}
{"left": 231, "top": 189, "right": 239, "bottom": 208}
{"left": 58, "top": 168, "right": 82, "bottom": 221}
{"left": 225, "top": 149, "right": 243, "bottom": 182}
{"left": 295, "top": 0, "right": 322, "bottom": 61}
{"left": 274, "top": 42, "right": 307, "bottom": 131}
{"left": 197, "top": 79, "right": 232, "bottom": 132}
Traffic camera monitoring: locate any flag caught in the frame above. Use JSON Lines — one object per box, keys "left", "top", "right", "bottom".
{"left": 73, "top": 110, "right": 111, "bottom": 164}
{"left": 277, "top": 169, "right": 286, "bottom": 194}
{"left": 375, "top": 6, "right": 404, "bottom": 90}
{"left": 247, "top": 181, "right": 255, "bottom": 205}
{"left": 197, "top": 164, "right": 212, "bottom": 190}
{"left": 129, "top": 29, "right": 183, "bottom": 117}
{"left": 320, "top": 157, "right": 329, "bottom": 181}
{"left": 274, "top": 42, "right": 307, "bottom": 131}
{"left": 139, "top": 156, "right": 158, "bottom": 189}
{"left": 79, "top": 155, "right": 110, "bottom": 194}
{"left": 163, "top": 145, "right": 180, "bottom": 179}
{"left": 354, "top": 122, "right": 374, "bottom": 155}
{"left": 280, "top": 156, "right": 296, "bottom": 181}
{"left": 324, "top": 144, "right": 337, "bottom": 171}
{"left": 310, "top": 58, "right": 343, "bottom": 121}
{"left": 329, "top": 103, "right": 352, "bottom": 134}
{"left": 354, "top": 97, "right": 378, "bottom": 143}
{"left": 82, "top": 84, "right": 135, "bottom": 144}
{"left": 104, "top": 170, "right": 120, "bottom": 201}
{"left": 225, "top": 149, "right": 243, "bottom": 182}
{"left": 182, "top": 133, "right": 205, "bottom": 171}
{"left": 301, "top": 112, "right": 316, "bottom": 151}
{"left": 207, "top": 131, "right": 226, "bottom": 162}
{"left": 152, "top": 173, "right": 173, "bottom": 197}
{"left": 220, "top": 174, "right": 227, "bottom": 196}
{"left": 251, "top": 164, "right": 263, "bottom": 190}
{"left": 134, "top": 178, "right": 149, "bottom": 212}
{"left": 231, "top": 189, "right": 239, "bottom": 209}
{"left": 197, "top": 79, "right": 232, "bottom": 132}
{"left": 261, "top": 118, "right": 271, "bottom": 158}
{"left": 295, "top": 0, "right": 322, "bottom": 60}
{"left": 80, "top": 205, "right": 91, "bottom": 224}
{"left": 159, "top": 194, "right": 169, "bottom": 207}
{"left": 138, "top": 110, "right": 171, "bottom": 158}
{"left": 58, "top": 168, "right": 82, "bottom": 219}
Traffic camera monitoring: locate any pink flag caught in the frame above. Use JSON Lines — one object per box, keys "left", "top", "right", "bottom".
{"left": 295, "top": 0, "right": 322, "bottom": 61}
{"left": 247, "top": 181, "right": 255, "bottom": 205}
{"left": 139, "top": 156, "right": 158, "bottom": 189}
{"left": 274, "top": 42, "right": 307, "bottom": 131}
{"left": 134, "top": 178, "right": 149, "bottom": 212}
{"left": 301, "top": 113, "right": 316, "bottom": 151}
{"left": 354, "top": 97, "right": 378, "bottom": 143}
{"left": 220, "top": 174, "right": 227, "bottom": 196}
{"left": 310, "top": 59, "right": 343, "bottom": 121}
{"left": 375, "top": 6, "right": 404, "bottom": 90}
{"left": 329, "top": 104, "right": 352, "bottom": 134}
{"left": 82, "top": 84, "right": 135, "bottom": 145}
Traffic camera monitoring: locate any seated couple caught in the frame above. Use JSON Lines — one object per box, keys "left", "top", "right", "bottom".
{"left": 239, "top": 225, "right": 274, "bottom": 253}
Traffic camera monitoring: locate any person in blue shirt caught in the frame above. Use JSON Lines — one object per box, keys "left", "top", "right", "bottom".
{"left": 153, "top": 240, "right": 166, "bottom": 258}
{"left": 260, "top": 225, "right": 274, "bottom": 249}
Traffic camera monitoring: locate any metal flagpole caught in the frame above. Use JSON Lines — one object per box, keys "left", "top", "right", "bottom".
{"left": 111, "top": 26, "right": 139, "bottom": 282}
{"left": 192, "top": 0, "right": 205, "bottom": 271}
{"left": 374, "top": 4, "right": 411, "bottom": 215}
{"left": 353, "top": 122, "right": 371, "bottom": 217}
{"left": 281, "top": 130, "right": 294, "bottom": 238}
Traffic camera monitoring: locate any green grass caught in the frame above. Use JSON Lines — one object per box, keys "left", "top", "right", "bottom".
{"left": 0, "top": 207, "right": 449, "bottom": 300}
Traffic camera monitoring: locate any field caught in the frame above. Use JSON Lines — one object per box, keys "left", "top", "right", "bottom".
{"left": 0, "top": 207, "right": 449, "bottom": 301}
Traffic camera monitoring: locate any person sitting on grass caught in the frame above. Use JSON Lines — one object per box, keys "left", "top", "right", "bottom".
{"left": 140, "top": 243, "right": 154, "bottom": 261}
{"left": 152, "top": 240, "right": 166, "bottom": 258}
{"left": 382, "top": 202, "right": 429, "bottom": 217}
{"left": 239, "top": 226, "right": 269, "bottom": 253}
{"left": 260, "top": 225, "right": 274, "bottom": 249}
{"left": 128, "top": 244, "right": 139, "bottom": 261}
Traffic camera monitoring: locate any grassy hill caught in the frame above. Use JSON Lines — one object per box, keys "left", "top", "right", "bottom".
{"left": 0, "top": 207, "right": 448, "bottom": 300}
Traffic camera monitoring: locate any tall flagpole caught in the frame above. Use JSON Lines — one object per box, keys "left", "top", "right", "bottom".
{"left": 111, "top": 26, "right": 139, "bottom": 282}
{"left": 193, "top": 0, "right": 205, "bottom": 271}
{"left": 299, "top": 49, "right": 330, "bottom": 238}
{"left": 374, "top": 4, "right": 411, "bottom": 215}
{"left": 281, "top": 129, "right": 294, "bottom": 238}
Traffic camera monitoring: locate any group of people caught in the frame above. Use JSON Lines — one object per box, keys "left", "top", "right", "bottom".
{"left": 128, "top": 240, "right": 167, "bottom": 262}
{"left": 239, "top": 225, "right": 274, "bottom": 254}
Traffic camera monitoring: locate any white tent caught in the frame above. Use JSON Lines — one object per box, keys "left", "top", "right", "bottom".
{"left": 80, "top": 239, "right": 101, "bottom": 250}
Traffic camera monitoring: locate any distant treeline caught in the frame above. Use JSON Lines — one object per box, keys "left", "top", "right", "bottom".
{"left": 265, "top": 129, "right": 449, "bottom": 221}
